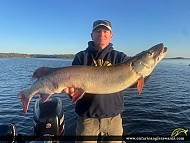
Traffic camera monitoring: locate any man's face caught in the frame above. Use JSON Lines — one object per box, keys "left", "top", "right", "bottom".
{"left": 91, "top": 26, "right": 113, "bottom": 49}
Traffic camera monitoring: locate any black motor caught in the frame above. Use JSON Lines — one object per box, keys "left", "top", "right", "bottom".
{"left": 33, "top": 97, "right": 65, "bottom": 136}
{"left": 0, "top": 123, "right": 16, "bottom": 143}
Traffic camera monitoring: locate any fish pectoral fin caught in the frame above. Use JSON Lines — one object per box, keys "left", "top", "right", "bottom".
{"left": 71, "top": 88, "right": 85, "bottom": 103}
{"left": 137, "top": 76, "right": 144, "bottom": 95}
{"left": 39, "top": 94, "right": 52, "bottom": 103}
{"left": 18, "top": 91, "right": 30, "bottom": 117}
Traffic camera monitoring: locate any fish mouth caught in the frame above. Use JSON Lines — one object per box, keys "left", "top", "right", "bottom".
{"left": 159, "top": 43, "right": 167, "bottom": 54}
{"left": 163, "top": 47, "right": 167, "bottom": 53}
{"left": 156, "top": 46, "right": 167, "bottom": 61}
{"left": 161, "top": 47, "right": 167, "bottom": 57}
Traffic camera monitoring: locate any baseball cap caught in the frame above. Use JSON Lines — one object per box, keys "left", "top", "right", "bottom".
{"left": 92, "top": 20, "right": 112, "bottom": 31}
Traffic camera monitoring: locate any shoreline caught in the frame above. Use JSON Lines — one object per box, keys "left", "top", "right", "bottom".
{"left": 0, "top": 53, "right": 75, "bottom": 58}
{"left": 0, "top": 53, "right": 190, "bottom": 59}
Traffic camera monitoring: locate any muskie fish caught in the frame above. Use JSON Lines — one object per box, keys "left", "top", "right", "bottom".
{"left": 18, "top": 43, "right": 167, "bottom": 116}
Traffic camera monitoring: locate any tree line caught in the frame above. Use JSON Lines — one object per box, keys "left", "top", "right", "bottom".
{"left": 0, "top": 53, "right": 75, "bottom": 58}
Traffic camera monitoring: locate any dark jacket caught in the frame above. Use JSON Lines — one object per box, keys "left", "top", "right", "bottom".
{"left": 72, "top": 41, "right": 128, "bottom": 118}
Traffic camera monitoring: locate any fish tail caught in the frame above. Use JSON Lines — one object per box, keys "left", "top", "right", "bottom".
{"left": 18, "top": 90, "right": 30, "bottom": 116}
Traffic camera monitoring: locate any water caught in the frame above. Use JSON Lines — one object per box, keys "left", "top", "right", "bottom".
{"left": 0, "top": 58, "right": 189, "bottom": 141}
{"left": 122, "top": 59, "right": 190, "bottom": 142}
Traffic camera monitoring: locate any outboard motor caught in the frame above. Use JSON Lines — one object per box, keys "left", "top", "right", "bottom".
{"left": 33, "top": 97, "right": 65, "bottom": 137}
{"left": 0, "top": 123, "right": 16, "bottom": 143}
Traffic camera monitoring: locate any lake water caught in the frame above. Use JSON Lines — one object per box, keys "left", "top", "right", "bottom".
{"left": 0, "top": 58, "right": 189, "bottom": 142}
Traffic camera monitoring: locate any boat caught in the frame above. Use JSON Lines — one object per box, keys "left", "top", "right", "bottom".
{"left": 0, "top": 97, "right": 126, "bottom": 143}
{"left": 0, "top": 97, "right": 65, "bottom": 143}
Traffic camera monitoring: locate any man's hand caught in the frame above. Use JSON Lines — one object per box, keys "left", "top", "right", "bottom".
{"left": 63, "top": 87, "right": 76, "bottom": 99}
{"left": 63, "top": 87, "right": 85, "bottom": 103}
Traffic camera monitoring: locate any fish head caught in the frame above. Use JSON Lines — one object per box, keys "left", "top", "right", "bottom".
{"left": 132, "top": 43, "right": 167, "bottom": 77}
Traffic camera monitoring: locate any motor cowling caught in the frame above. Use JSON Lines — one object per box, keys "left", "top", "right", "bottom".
{"left": 0, "top": 123, "right": 16, "bottom": 143}
{"left": 33, "top": 97, "right": 65, "bottom": 137}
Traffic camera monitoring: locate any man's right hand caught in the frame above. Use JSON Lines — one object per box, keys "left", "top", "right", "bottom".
{"left": 63, "top": 87, "right": 76, "bottom": 99}
{"left": 63, "top": 87, "right": 85, "bottom": 102}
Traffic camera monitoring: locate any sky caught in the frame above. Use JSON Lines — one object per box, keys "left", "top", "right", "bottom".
{"left": 0, "top": 0, "right": 190, "bottom": 58}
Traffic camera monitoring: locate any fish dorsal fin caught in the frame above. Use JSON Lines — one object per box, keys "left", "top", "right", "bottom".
{"left": 137, "top": 76, "right": 144, "bottom": 95}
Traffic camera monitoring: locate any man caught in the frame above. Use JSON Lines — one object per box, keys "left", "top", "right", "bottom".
{"left": 33, "top": 20, "right": 128, "bottom": 143}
